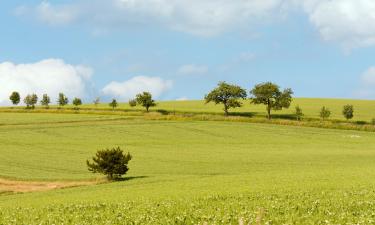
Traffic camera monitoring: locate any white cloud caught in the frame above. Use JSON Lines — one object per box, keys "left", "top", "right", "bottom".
{"left": 353, "top": 67, "right": 375, "bottom": 98}
{"left": 178, "top": 64, "right": 208, "bottom": 75}
{"left": 102, "top": 76, "right": 172, "bottom": 100}
{"left": 294, "top": 0, "right": 375, "bottom": 50}
{"left": 0, "top": 59, "right": 93, "bottom": 105}
{"left": 361, "top": 67, "right": 375, "bottom": 86}
{"left": 18, "top": 0, "right": 285, "bottom": 37}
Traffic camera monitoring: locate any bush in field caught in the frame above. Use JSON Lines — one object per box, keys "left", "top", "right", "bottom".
{"left": 58, "top": 93, "right": 69, "bottom": 108}
{"left": 129, "top": 99, "right": 137, "bottom": 107}
{"left": 40, "top": 94, "right": 51, "bottom": 109}
{"left": 205, "top": 82, "right": 247, "bottom": 116}
{"left": 109, "top": 99, "right": 118, "bottom": 110}
{"left": 342, "top": 105, "right": 354, "bottom": 120}
{"left": 136, "top": 92, "right": 156, "bottom": 112}
{"left": 93, "top": 97, "right": 100, "bottom": 107}
{"left": 320, "top": 106, "right": 331, "bottom": 121}
{"left": 86, "top": 147, "right": 132, "bottom": 180}
{"left": 295, "top": 105, "right": 304, "bottom": 121}
{"left": 250, "top": 82, "right": 293, "bottom": 120}
{"left": 24, "top": 94, "right": 38, "bottom": 109}
{"left": 9, "top": 91, "right": 20, "bottom": 106}
{"left": 73, "top": 98, "right": 82, "bottom": 110}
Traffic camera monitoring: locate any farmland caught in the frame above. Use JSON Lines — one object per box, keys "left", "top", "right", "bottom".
{"left": 1, "top": 100, "right": 375, "bottom": 224}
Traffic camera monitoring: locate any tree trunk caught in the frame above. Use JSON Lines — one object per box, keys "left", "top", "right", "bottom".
{"left": 267, "top": 100, "right": 271, "bottom": 120}
{"left": 146, "top": 106, "right": 149, "bottom": 112}
{"left": 224, "top": 104, "right": 229, "bottom": 117}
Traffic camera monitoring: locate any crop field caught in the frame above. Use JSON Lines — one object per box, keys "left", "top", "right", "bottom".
{"left": 1, "top": 108, "right": 375, "bottom": 224}
{"left": 30, "top": 98, "right": 375, "bottom": 122}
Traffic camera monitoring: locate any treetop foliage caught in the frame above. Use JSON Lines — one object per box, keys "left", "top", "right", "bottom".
{"left": 136, "top": 92, "right": 156, "bottom": 112}
{"left": 204, "top": 81, "right": 247, "bottom": 116}
{"left": 58, "top": 93, "right": 69, "bottom": 107}
{"left": 9, "top": 91, "right": 20, "bottom": 106}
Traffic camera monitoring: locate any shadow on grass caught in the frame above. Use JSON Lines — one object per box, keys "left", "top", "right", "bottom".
{"left": 112, "top": 176, "right": 149, "bottom": 182}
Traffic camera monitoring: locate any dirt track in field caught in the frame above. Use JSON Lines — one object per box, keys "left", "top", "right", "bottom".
{"left": 0, "top": 178, "right": 105, "bottom": 193}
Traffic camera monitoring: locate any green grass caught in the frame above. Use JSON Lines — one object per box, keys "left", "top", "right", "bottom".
{"left": 1, "top": 112, "right": 375, "bottom": 223}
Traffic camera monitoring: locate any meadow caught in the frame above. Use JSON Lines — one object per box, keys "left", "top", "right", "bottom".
{"left": 1, "top": 99, "right": 375, "bottom": 224}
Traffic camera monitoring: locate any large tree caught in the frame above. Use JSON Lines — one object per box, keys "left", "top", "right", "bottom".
{"left": 9, "top": 91, "right": 20, "bottom": 106}
{"left": 204, "top": 82, "right": 247, "bottom": 116}
{"left": 136, "top": 92, "right": 156, "bottom": 112}
{"left": 250, "top": 82, "right": 293, "bottom": 119}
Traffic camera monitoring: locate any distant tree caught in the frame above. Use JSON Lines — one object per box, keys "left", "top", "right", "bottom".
{"left": 250, "top": 82, "right": 293, "bottom": 120}
{"left": 73, "top": 97, "right": 82, "bottom": 110}
{"left": 136, "top": 92, "right": 156, "bottom": 112}
{"left": 86, "top": 147, "right": 132, "bottom": 180}
{"left": 58, "top": 93, "right": 69, "bottom": 108}
{"left": 93, "top": 97, "right": 100, "bottom": 107}
{"left": 40, "top": 94, "right": 51, "bottom": 109}
{"left": 342, "top": 105, "right": 354, "bottom": 120}
{"left": 320, "top": 106, "right": 331, "bottom": 121}
{"left": 9, "top": 91, "right": 20, "bottom": 106}
{"left": 295, "top": 105, "right": 304, "bottom": 121}
{"left": 24, "top": 94, "right": 38, "bottom": 109}
{"left": 204, "top": 82, "right": 247, "bottom": 116}
{"left": 109, "top": 99, "right": 118, "bottom": 110}
{"left": 129, "top": 99, "right": 137, "bottom": 107}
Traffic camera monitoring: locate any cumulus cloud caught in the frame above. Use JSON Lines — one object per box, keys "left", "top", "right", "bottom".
{"left": 102, "top": 76, "right": 172, "bottom": 100}
{"left": 17, "top": 0, "right": 285, "bottom": 36}
{"left": 353, "top": 67, "right": 375, "bottom": 98}
{"left": 361, "top": 67, "right": 375, "bottom": 86}
{"left": 0, "top": 59, "right": 93, "bottom": 105}
{"left": 178, "top": 64, "right": 208, "bottom": 75}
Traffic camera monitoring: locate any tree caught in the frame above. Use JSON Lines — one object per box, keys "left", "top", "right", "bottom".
{"left": 73, "top": 97, "right": 82, "bottom": 110}
{"left": 58, "top": 93, "right": 69, "bottom": 108}
{"left": 295, "top": 105, "right": 304, "bottom": 121}
{"left": 320, "top": 106, "right": 331, "bottom": 121}
{"left": 86, "top": 147, "right": 132, "bottom": 180}
{"left": 250, "top": 82, "right": 293, "bottom": 119}
{"left": 9, "top": 91, "right": 20, "bottom": 106}
{"left": 204, "top": 82, "right": 247, "bottom": 116}
{"left": 109, "top": 99, "right": 118, "bottom": 110}
{"left": 136, "top": 92, "right": 156, "bottom": 112}
{"left": 24, "top": 94, "right": 38, "bottom": 109}
{"left": 129, "top": 99, "right": 137, "bottom": 107}
{"left": 40, "top": 94, "right": 51, "bottom": 109}
{"left": 93, "top": 97, "right": 100, "bottom": 107}
{"left": 342, "top": 105, "right": 354, "bottom": 120}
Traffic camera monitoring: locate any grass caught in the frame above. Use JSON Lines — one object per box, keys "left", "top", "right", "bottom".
{"left": 1, "top": 112, "right": 375, "bottom": 223}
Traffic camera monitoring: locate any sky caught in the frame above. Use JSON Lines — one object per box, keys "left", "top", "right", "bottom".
{"left": 1, "top": 0, "right": 375, "bottom": 105}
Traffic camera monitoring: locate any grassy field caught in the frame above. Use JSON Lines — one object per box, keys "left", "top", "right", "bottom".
{"left": 1, "top": 111, "right": 375, "bottom": 223}
{"left": 26, "top": 98, "right": 375, "bottom": 122}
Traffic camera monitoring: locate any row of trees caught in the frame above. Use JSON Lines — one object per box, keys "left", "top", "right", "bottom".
{"left": 316, "top": 105, "right": 354, "bottom": 121}
{"left": 205, "top": 82, "right": 293, "bottom": 119}
{"left": 9, "top": 91, "right": 157, "bottom": 111}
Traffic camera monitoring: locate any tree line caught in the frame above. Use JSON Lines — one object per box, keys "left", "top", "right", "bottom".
{"left": 8, "top": 91, "right": 157, "bottom": 112}
{"left": 205, "top": 81, "right": 356, "bottom": 121}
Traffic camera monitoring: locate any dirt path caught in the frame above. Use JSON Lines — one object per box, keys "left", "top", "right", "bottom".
{"left": 0, "top": 178, "right": 105, "bottom": 193}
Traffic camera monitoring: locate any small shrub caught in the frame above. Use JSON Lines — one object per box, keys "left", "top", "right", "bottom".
{"left": 320, "top": 106, "right": 331, "bottom": 121}
{"left": 129, "top": 99, "right": 137, "bottom": 107}
{"left": 86, "top": 147, "right": 132, "bottom": 180}
{"left": 342, "top": 105, "right": 354, "bottom": 120}
{"left": 295, "top": 105, "right": 303, "bottom": 121}
{"left": 73, "top": 97, "right": 82, "bottom": 110}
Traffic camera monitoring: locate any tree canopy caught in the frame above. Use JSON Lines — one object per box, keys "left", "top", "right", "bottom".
{"left": 9, "top": 91, "right": 20, "bottom": 106}
{"left": 58, "top": 93, "right": 69, "bottom": 107}
{"left": 250, "top": 82, "right": 293, "bottom": 119}
{"left": 204, "top": 82, "right": 247, "bottom": 116}
{"left": 136, "top": 92, "right": 156, "bottom": 112}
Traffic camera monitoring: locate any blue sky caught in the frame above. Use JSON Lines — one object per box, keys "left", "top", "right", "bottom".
{"left": 1, "top": 0, "right": 375, "bottom": 104}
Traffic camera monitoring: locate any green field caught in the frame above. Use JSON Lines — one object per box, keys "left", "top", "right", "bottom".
{"left": 1, "top": 106, "right": 375, "bottom": 224}
{"left": 39, "top": 98, "right": 375, "bottom": 122}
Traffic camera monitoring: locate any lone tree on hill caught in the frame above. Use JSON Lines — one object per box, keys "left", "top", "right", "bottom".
{"left": 320, "top": 106, "right": 331, "bottom": 121}
{"left": 73, "top": 97, "right": 82, "bottom": 110}
{"left": 40, "top": 94, "right": 51, "bottom": 109}
{"left": 58, "top": 93, "right": 69, "bottom": 108}
{"left": 87, "top": 147, "right": 132, "bottom": 180}
{"left": 342, "top": 105, "right": 354, "bottom": 120}
{"left": 136, "top": 92, "right": 156, "bottom": 112}
{"left": 9, "top": 91, "right": 20, "bottom": 106}
{"left": 204, "top": 81, "right": 247, "bottom": 116}
{"left": 24, "top": 94, "right": 38, "bottom": 109}
{"left": 250, "top": 82, "right": 293, "bottom": 120}
{"left": 109, "top": 99, "right": 118, "bottom": 110}
{"left": 295, "top": 105, "right": 304, "bottom": 121}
